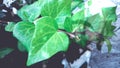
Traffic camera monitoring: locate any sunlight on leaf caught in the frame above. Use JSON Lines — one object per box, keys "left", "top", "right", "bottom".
{"left": 18, "top": 1, "right": 42, "bottom": 22}
{"left": 41, "top": 0, "right": 71, "bottom": 29}
{"left": 64, "top": 17, "right": 73, "bottom": 32}
{"left": 13, "top": 21, "right": 35, "bottom": 51}
{"left": 27, "top": 16, "right": 69, "bottom": 66}
{"left": 11, "top": 0, "right": 117, "bottom": 66}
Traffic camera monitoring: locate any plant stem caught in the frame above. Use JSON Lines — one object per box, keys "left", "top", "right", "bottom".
{"left": 58, "top": 30, "right": 76, "bottom": 39}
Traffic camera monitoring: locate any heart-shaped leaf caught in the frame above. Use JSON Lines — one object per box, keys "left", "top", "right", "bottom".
{"left": 18, "top": 1, "right": 42, "bottom": 22}
{"left": 27, "top": 17, "right": 69, "bottom": 66}
{"left": 41, "top": 0, "right": 71, "bottom": 29}
{"left": 13, "top": 21, "right": 35, "bottom": 51}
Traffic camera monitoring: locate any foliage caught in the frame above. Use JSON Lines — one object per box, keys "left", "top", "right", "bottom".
{"left": 2, "top": 0, "right": 117, "bottom": 66}
{"left": 5, "top": 22, "right": 15, "bottom": 32}
{"left": 0, "top": 48, "right": 14, "bottom": 59}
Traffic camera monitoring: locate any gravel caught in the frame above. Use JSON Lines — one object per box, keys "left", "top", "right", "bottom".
{"left": 90, "top": 1, "right": 120, "bottom": 68}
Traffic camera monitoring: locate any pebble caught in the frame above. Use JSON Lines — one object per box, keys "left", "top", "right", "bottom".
{"left": 90, "top": 1, "right": 120, "bottom": 67}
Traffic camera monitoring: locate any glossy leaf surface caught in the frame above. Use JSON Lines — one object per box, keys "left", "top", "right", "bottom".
{"left": 11, "top": 0, "right": 117, "bottom": 66}
{"left": 18, "top": 1, "right": 42, "bottom": 22}
{"left": 64, "top": 17, "right": 73, "bottom": 32}
{"left": 41, "top": 0, "right": 71, "bottom": 29}
{"left": 27, "top": 17, "right": 69, "bottom": 66}
{"left": 13, "top": 21, "right": 35, "bottom": 51}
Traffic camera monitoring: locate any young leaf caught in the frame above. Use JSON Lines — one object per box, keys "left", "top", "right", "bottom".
{"left": 87, "top": 14, "right": 104, "bottom": 33}
{"left": 102, "top": 7, "right": 117, "bottom": 22}
{"left": 72, "top": 9, "right": 85, "bottom": 32}
{"left": 105, "top": 39, "right": 112, "bottom": 52}
{"left": 101, "top": 7, "right": 117, "bottom": 37}
{"left": 41, "top": 0, "right": 71, "bottom": 29}
{"left": 27, "top": 17, "right": 69, "bottom": 66}
{"left": 72, "top": 0, "right": 116, "bottom": 33}
{"left": 18, "top": 1, "right": 42, "bottom": 22}
{"left": 0, "top": 48, "right": 14, "bottom": 59}
{"left": 72, "top": 9, "right": 84, "bottom": 23}
{"left": 87, "top": 6, "right": 117, "bottom": 38}
{"left": 102, "top": 21, "right": 116, "bottom": 37}
{"left": 13, "top": 21, "right": 35, "bottom": 51}
{"left": 5, "top": 22, "right": 15, "bottom": 32}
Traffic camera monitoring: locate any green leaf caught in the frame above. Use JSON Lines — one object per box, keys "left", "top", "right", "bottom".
{"left": 101, "top": 7, "right": 117, "bottom": 37}
{"left": 41, "top": 0, "right": 71, "bottom": 29}
{"left": 72, "top": 9, "right": 85, "bottom": 32}
{"left": 105, "top": 39, "right": 112, "bottom": 52}
{"left": 76, "top": 35, "right": 88, "bottom": 47}
{"left": 71, "top": 0, "right": 116, "bottom": 33}
{"left": 64, "top": 17, "right": 73, "bottom": 32}
{"left": 87, "top": 14, "right": 104, "bottom": 33}
{"left": 27, "top": 17, "right": 69, "bottom": 66}
{"left": 13, "top": 21, "right": 35, "bottom": 51}
{"left": 71, "top": 0, "right": 83, "bottom": 10}
{"left": 0, "top": 48, "right": 14, "bottom": 59}
{"left": 5, "top": 22, "right": 15, "bottom": 32}
{"left": 87, "top": 6, "right": 116, "bottom": 38}
{"left": 102, "top": 7, "right": 117, "bottom": 22}
{"left": 18, "top": 41, "right": 27, "bottom": 52}
{"left": 102, "top": 21, "right": 116, "bottom": 37}
{"left": 18, "top": 1, "right": 42, "bottom": 22}
{"left": 11, "top": 0, "right": 117, "bottom": 66}
{"left": 72, "top": 9, "right": 84, "bottom": 23}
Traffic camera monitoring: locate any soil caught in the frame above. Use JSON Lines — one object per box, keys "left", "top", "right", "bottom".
{"left": 0, "top": 0, "right": 90, "bottom": 68}
{"left": 0, "top": 26, "right": 87, "bottom": 68}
